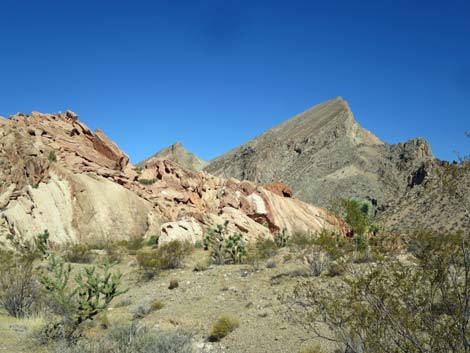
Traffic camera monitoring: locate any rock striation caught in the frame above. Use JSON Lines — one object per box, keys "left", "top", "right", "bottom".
{"left": 0, "top": 111, "right": 346, "bottom": 247}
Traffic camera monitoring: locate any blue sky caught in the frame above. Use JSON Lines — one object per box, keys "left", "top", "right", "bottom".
{"left": 0, "top": 0, "right": 469, "bottom": 162}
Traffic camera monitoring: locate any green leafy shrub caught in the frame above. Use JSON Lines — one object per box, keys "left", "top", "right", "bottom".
{"left": 157, "top": 241, "right": 193, "bottom": 270}
{"left": 208, "top": 315, "right": 239, "bottom": 342}
{"left": 274, "top": 228, "right": 289, "bottom": 248}
{"left": 124, "top": 237, "right": 146, "bottom": 252}
{"left": 147, "top": 234, "right": 159, "bottom": 247}
{"left": 48, "top": 151, "right": 57, "bottom": 162}
{"left": 138, "top": 178, "right": 157, "bottom": 185}
{"left": 136, "top": 241, "right": 192, "bottom": 276}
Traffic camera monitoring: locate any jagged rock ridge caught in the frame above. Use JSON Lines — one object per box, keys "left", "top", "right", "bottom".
{"left": 0, "top": 111, "right": 345, "bottom": 247}
{"left": 137, "top": 142, "right": 207, "bottom": 172}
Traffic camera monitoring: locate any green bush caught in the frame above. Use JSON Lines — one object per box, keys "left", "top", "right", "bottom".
{"left": 136, "top": 240, "right": 192, "bottom": 275}
{"left": 138, "top": 178, "right": 157, "bottom": 185}
{"left": 147, "top": 234, "right": 159, "bottom": 247}
{"left": 208, "top": 315, "right": 239, "bottom": 342}
{"left": 48, "top": 151, "right": 57, "bottom": 162}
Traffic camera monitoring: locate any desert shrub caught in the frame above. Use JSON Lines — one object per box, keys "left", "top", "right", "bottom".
{"left": 254, "top": 238, "right": 278, "bottom": 259}
{"left": 326, "top": 262, "right": 345, "bottom": 277}
{"left": 133, "top": 304, "right": 152, "bottom": 319}
{"left": 0, "top": 250, "right": 40, "bottom": 318}
{"left": 114, "top": 298, "right": 132, "bottom": 308}
{"left": 146, "top": 234, "right": 159, "bottom": 247}
{"left": 53, "top": 322, "right": 194, "bottom": 353}
{"left": 193, "top": 259, "right": 209, "bottom": 272}
{"left": 151, "top": 299, "right": 164, "bottom": 311}
{"left": 62, "top": 243, "right": 93, "bottom": 263}
{"left": 157, "top": 241, "right": 192, "bottom": 270}
{"left": 300, "top": 345, "right": 325, "bottom": 353}
{"left": 138, "top": 178, "right": 157, "bottom": 185}
{"left": 97, "top": 312, "right": 109, "bottom": 329}
{"left": 314, "top": 231, "right": 352, "bottom": 260}
{"left": 266, "top": 260, "right": 277, "bottom": 268}
{"left": 303, "top": 250, "right": 330, "bottom": 277}
{"left": 124, "top": 236, "right": 146, "bottom": 252}
{"left": 274, "top": 228, "right": 289, "bottom": 248}
{"left": 168, "top": 278, "right": 179, "bottom": 290}
{"left": 194, "top": 240, "right": 203, "bottom": 248}
{"left": 288, "top": 229, "right": 470, "bottom": 353}
{"left": 290, "top": 231, "right": 317, "bottom": 248}
{"left": 208, "top": 315, "right": 239, "bottom": 342}
{"left": 48, "top": 151, "right": 57, "bottom": 162}
{"left": 136, "top": 240, "right": 192, "bottom": 277}
{"left": 204, "top": 221, "right": 247, "bottom": 265}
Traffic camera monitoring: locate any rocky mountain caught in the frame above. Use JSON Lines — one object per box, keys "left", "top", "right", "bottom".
{"left": 137, "top": 142, "right": 207, "bottom": 171}
{"left": 0, "top": 111, "right": 345, "bottom": 247}
{"left": 205, "top": 97, "right": 434, "bottom": 214}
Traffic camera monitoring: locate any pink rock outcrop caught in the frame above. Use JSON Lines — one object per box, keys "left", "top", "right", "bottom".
{"left": 0, "top": 111, "right": 348, "bottom": 245}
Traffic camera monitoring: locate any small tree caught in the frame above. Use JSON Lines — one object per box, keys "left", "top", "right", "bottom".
{"left": 204, "top": 221, "right": 247, "bottom": 265}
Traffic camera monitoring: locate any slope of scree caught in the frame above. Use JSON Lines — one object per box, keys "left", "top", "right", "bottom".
{"left": 204, "top": 97, "right": 434, "bottom": 214}
{"left": 0, "top": 111, "right": 346, "bottom": 247}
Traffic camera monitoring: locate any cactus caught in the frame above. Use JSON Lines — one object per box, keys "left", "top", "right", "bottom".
{"left": 204, "top": 221, "right": 229, "bottom": 265}
{"left": 274, "top": 228, "right": 289, "bottom": 248}
{"left": 225, "top": 233, "right": 246, "bottom": 264}
{"left": 39, "top": 255, "right": 125, "bottom": 341}
{"left": 204, "top": 221, "right": 246, "bottom": 265}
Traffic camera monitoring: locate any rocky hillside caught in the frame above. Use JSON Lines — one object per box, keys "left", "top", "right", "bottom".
{"left": 0, "top": 111, "right": 345, "bottom": 247}
{"left": 205, "top": 97, "right": 434, "bottom": 214}
{"left": 137, "top": 142, "right": 207, "bottom": 171}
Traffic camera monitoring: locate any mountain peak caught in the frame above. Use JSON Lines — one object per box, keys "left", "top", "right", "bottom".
{"left": 137, "top": 142, "right": 207, "bottom": 171}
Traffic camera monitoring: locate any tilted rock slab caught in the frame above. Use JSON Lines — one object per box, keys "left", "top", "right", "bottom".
{"left": 0, "top": 111, "right": 346, "bottom": 247}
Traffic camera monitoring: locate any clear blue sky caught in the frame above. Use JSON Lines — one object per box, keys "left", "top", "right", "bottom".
{"left": 1, "top": 0, "right": 469, "bottom": 162}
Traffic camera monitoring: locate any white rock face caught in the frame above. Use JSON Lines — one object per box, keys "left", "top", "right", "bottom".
{"left": 159, "top": 218, "right": 204, "bottom": 245}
